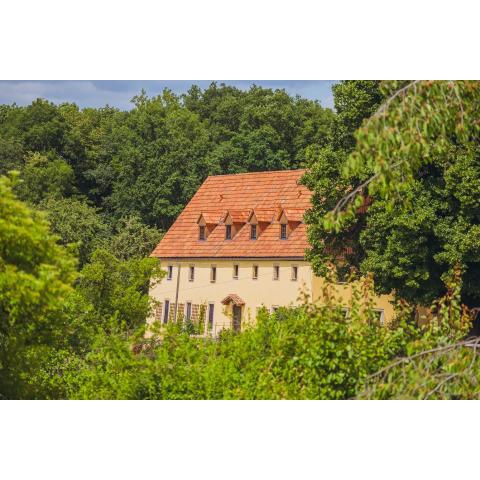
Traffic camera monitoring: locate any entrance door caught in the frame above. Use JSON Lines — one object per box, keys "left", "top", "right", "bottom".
{"left": 232, "top": 305, "right": 242, "bottom": 332}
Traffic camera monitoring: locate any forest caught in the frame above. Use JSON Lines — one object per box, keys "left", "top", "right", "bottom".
{"left": 1, "top": 80, "right": 479, "bottom": 399}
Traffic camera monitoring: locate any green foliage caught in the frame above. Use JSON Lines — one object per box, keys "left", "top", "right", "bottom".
{"left": 64, "top": 274, "right": 422, "bottom": 400}
{"left": 0, "top": 174, "right": 77, "bottom": 398}
{"left": 39, "top": 197, "right": 110, "bottom": 266}
{"left": 302, "top": 81, "right": 384, "bottom": 276}
{"left": 14, "top": 152, "right": 76, "bottom": 204}
{"left": 105, "top": 216, "right": 164, "bottom": 260}
{"left": 76, "top": 248, "right": 163, "bottom": 332}
{"left": 305, "top": 80, "right": 480, "bottom": 306}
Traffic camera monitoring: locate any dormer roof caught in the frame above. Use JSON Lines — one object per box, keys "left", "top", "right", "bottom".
{"left": 248, "top": 208, "right": 276, "bottom": 224}
{"left": 223, "top": 210, "right": 250, "bottom": 224}
{"left": 278, "top": 207, "right": 305, "bottom": 223}
{"left": 197, "top": 211, "right": 224, "bottom": 225}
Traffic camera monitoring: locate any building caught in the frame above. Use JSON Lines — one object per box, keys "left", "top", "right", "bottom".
{"left": 148, "top": 169, "right": 394, "bottom": 335}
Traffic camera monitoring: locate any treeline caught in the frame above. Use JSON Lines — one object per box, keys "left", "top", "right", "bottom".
{"left": 0, "top": 83, "right": 333, "bottom": 256}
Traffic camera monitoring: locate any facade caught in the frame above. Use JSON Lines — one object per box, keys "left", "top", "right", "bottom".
{"left": 148, "top": 169, "right": 394, "bottom": 335}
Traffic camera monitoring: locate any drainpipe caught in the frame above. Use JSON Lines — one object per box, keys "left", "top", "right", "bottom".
{"left": 173, "top": 263, "right": 181, "bottom": 322}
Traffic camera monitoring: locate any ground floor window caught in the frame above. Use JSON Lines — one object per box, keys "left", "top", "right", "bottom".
{"left": 373, "top": 309, "right": 385, "bottom": 325}
{"left": 208, "top": 303, "right": 215, "bottom": 330}
{"left": 163, "top": 299, "right": 170, "bottom": 324}
{"left": 186, "top": 302, "right": 192, "bottom": 321}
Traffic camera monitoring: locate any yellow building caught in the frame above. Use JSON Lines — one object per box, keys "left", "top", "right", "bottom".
{"left": 148, "top": 169, "right": 394, "bottom": 335}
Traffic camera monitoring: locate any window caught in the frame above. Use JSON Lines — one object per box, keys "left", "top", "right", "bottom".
{"left": 252, "top": 265, "right": 258, "bottom": 280}
{"left": 163, "top": 300, "right": 170, "bottom": 324}
{"left": 250, "top": 224, "right": 257, "bottom": 240}
{"left": 226, "top": 224, "right": 232, "bottom": 240}
{"left": 167, "top": 265, "right": 173, "bottom": 281}
{"left": 273, "top": 264, "right": 280, "bottom": 280}
{"left": 373, "top": 309, "right": 385, "bottom": 326}
{"left": 186, "top": 302, "right": 192, "bottom": 322}
{"left": 189, "top": 265, "right": 195, "bottom": 282}
{"left": 208, "top": 303, "right": 215, "bottom": 330}
{"left": 233, "top": 264, "right": 239, "bottom": 279}
{"left": 210, "top": 265, "right": 217, "bottom": 283}
{"left": 199, "top": 225, "right": 206, "bottom": 241}
{"left": 280, "top": 223, "right": 287, "bottom": 240}
{"left": 291, "top": 265, "right": 298, "bottom": 281}
{"left": 342, "top": 307, "right": 350, "bottom": 319}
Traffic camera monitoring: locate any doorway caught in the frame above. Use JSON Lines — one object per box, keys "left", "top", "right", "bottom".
{"left": 232, "top": 305, "right": 242, "bottom": 332}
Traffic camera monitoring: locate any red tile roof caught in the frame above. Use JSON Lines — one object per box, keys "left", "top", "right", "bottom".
{"left": 151, "top": 169, "right": 312, "bottom": 259}
{"left": 221, "top": 294, "right": 246, "bottom": 306}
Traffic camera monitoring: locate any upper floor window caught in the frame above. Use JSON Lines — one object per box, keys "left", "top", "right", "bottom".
{"left": 226, "top": 224, "right": 232, "bottom": 240}
{"left": 233, "top": 264, "right": 239, "bottom": 279}
{"left": 252, "top": 265, "right": 259, "bottom": 280}
{"left": 189, "top": 265, "right": 195, "bottom": 282}
{"left": 250, "top": 224, "right": 257, "bottom": 240}
{"left": 273, "top": 265, "right": 280, "bottom": 280}
{"left": 210, "top": 265, "right": 217, "bottom": 283}
{"left": 167, "top": 265, "right": 173, "bottom": 280}
{"left": 199, "top": 225, "right": 206, "bottom": 241}
{"left": 280, "top": 223, "right": 287, "bottom": 240}
{"left": 291, "top": 265, "right": 298, "bottom": 281}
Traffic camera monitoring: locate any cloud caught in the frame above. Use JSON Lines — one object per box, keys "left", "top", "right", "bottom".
{"left": 0, "top": 80, "right": 338, "bottom": 110}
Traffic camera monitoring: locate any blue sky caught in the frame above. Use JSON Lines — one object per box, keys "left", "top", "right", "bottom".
{"left": 0, "top": 80, "right": 337, "bottom": 110}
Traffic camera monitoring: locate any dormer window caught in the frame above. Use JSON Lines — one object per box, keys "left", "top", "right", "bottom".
{"left": 280, "top": 223, "right": 287, "bottom": 240}
{"left": 251, "top": 224, "right": 257, "bottom": 240}
{"left": 199, "top": 225, "right": 206, "bottom": 241}
{"left": 226, "top": 224, "right": 232, "bottom": 240}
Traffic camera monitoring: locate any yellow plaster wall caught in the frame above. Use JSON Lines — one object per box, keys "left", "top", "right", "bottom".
{"left": 148, "top": 259, "right": 395, "bottom": 334}
{"left": 311, "top": 276, "right": 395, "bottom": 324}
{"left": 148, "top": 259, "right": 312, "bottom": 335}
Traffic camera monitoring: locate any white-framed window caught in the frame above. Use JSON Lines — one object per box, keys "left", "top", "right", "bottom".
{"left": 163, "top": 299, "right": 170, "bottom": 324}
{"left": 189, "top": 265, "right": 195, "bottom": 282}
{"left": 273, "top": 264, "right": 280, "bottom": 280}
{"left": 252, "top": 265, "right": 259, "bottom": 280}
{"left": 233, "top": 264, "right": 239, "bottom": 279}
{"left": 291, "top": 265, "right": 298, "bottom": 281}
{"left": 210, "top": 265, "right": 217, "bottom": 283}
{"left": 250, "top": 224, "right": 257, "bottom": 240}
{"left": 167, "top": 265, "right": 173, "bottom": 281}
{"left": 280, "top": 223, "right": 287, "bottom": 240}
{"left": 185, "top": 302, "right": 192, "bottom": 322}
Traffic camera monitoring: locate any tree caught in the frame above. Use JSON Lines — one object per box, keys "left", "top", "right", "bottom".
{"left": 302, "top": 81, "right": 383, "bottom": 277}
{"left": 76, "top": 248, "right": 163, "bottom": 332}
{"left": 106, "top": 215, "right": 163, "bottom": 260}
{"left": 14, "top": 152, "right": 76, "bottom": 204}
{"left": 320, "top": 81, "right": 480, "bottom": 307}
{"left": 0, "top": 174, "right": 77, "bottom": 398}
{"left": 39, "top": 197, "right": 110, "bottom": 266}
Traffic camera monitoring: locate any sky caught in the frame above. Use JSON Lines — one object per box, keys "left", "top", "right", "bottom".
{"left": 0, "top": 80, "right": 338, "bottom": 110}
